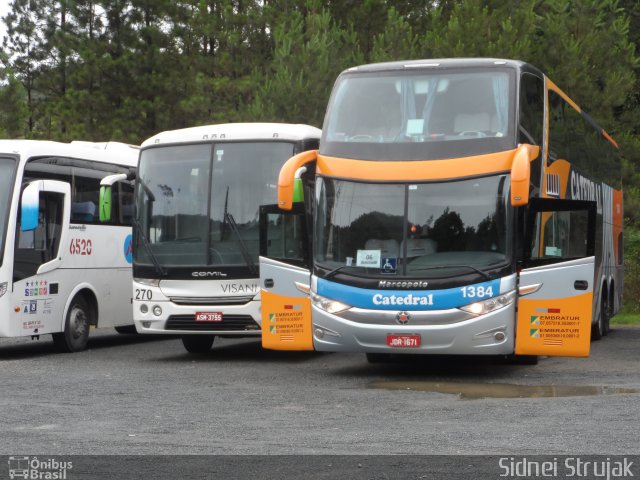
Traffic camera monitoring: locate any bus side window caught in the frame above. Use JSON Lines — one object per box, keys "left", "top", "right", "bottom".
{"left": 115, "top": 181, "right": 135, "bottom": 226}
{"left": 14, "top": 192, "right": 64, "bottom": 281}
{"left": 532, "top": 208, "right": 590, "bottom": 260}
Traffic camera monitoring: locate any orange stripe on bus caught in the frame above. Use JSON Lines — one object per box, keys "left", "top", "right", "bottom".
{"left": 316, "top": 149, "right": 520, "bottom": 182}
{"left": 546, "top": 78, "right": 581, "bottom": 113}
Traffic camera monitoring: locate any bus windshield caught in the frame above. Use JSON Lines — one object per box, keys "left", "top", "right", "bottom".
{"left": 135, "top": 142, "right": 293, "bottom": 270}
{"left": 322, "top": 68, "right": 516, "bottom": 160}
{"left": 314, "top": 175, "right": 511, "bottom": 278}
{"left": 0, "top": 157, "right": 16, "bottom": 266}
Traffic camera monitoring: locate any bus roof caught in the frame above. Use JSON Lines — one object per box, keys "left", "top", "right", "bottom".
{"left": 0, "top": 140, "right": 139, "bottom": 168}
{"left": 341, "top": 58, "right": 534, "bottom": 74}
{"left": 141, "top": 123, "right": 322, "bottom": 148}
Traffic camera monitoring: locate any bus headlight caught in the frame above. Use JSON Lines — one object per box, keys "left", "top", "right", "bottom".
{"left": 311, "top": 292, "right": 350, "bottom": 314}
{"left": 459, "top": 291, "right": 516, "bottom": 316}
{"left": 135, "top": 278, "right": 160, "bottom": 287}
{"left": 0, "top": 282, "right": 7, "bottom": 298}
{"left": 152, "top": 305, "right": 163, "bottom": 317}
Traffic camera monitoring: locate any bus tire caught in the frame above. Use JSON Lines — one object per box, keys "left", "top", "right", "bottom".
{"left": 603, "top": 294, "right": 612, "bottom": 336}
{"left": 115, "top": 325, "right": 138, "bottom": 334}
{"left": 591, "top": 293, "right": 607, "bottom": 341}
{"left": 366, "top": 353, "right": 392, "bottom": 364}
{"left": 52, "top": 296, "right": 91, "bottom": 353}
{"left": 182, "top": 335, "right": 215, "bottom": 354}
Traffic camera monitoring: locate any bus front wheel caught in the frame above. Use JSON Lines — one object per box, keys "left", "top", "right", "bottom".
{"left": 53, "top": 296, "right": 92, "bottom": 353}
{"left": 182, "top": 335, "right": 215, "bottom": 354}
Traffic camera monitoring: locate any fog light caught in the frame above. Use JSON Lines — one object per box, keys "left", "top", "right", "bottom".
{"left": 314, "top": 328, "right": 324, "bottom": 339}
{"left": 141, "top": 321, "right": 151, "bottom": 328}
{"left": 494, "top": 331, "right": 506, "bottom": 342}
{"left": 140, "top": 304, "right": 148, "bottom": 314}
{"left": 152, "top": 305, "right": 162, "bottom": 317}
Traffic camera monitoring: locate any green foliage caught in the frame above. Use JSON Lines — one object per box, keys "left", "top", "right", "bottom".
{"left": 623, "top": 225, "right": 640, "bottom": 312}
{"left": 421, "top": 0, "right": 538, "bottom": 60}
{"left": 247, "top": 6, "right": 362, "bottom": 126}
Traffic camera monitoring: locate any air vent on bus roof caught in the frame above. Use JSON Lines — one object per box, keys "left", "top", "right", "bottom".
{"left": 546, "top": 173, "right": 561, "bottom": 197}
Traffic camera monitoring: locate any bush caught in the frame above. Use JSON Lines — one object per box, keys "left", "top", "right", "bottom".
{"left": 623, "top": 225, "right": 640, "bottom": 313}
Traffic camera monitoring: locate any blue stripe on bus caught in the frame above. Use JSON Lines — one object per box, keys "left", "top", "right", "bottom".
{"left": 316, "top": 277, "right": 502, "bottom": 311}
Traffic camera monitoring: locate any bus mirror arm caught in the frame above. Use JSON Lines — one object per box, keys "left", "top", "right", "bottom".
{"left": 510, "top": 144, "right": 539, "bottom": 207}
{"left": 278, "top": 150, "right": 318, "bottom": 210}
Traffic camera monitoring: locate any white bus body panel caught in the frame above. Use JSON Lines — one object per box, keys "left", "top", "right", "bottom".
{"left": 0, "top": 140, "right": 138, "bottom": 340}
{"left": 133, "top": 278, "right": 261, "bottom": 335}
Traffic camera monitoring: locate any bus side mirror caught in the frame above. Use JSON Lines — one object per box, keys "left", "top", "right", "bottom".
{"left": 99, "top": 172, "right": 132, "bottom": 223}
{"left": 99, "top": 185, "right": 112, "bottom": 223}
{"left": 278, "top": 150, "right": 318, "bottom": 210}
{"left": 20, "top": 181, "right": 43, "bottom": 231}
{"left": 510, "top": 144, "right": 539, "bottom": 207}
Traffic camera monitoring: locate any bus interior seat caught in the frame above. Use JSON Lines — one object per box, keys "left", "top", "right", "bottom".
{"left": 364, "top": 238, "right": 399, "bottom": 258}
{"left": 402, "top": 238, "right": 437, "bottom": 258}
{"left": 453, "top": 113, "right": 491, "bottom": 133}
{"left": 71, "top": 201, "right": 96, "bottom": 222}
{"left": 121, "top": 204, "right": 134, "bottom": 224}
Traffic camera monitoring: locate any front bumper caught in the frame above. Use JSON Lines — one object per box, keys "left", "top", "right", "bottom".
{"left": 311, "top": 303, "right": 516, "bottom": 355}
{"left": 133, "top": 299, "right": 261, "bottom": 336}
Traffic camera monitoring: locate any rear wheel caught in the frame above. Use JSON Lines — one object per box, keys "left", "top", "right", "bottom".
{"left": 52, "top": 296, "right": 92, "bottom": 352}
{"left": 591, "top": 294, "right": 608, "bottom": 341}
{"left": 603, "top": 295, "right": 612, "bottom": 336}
{"left": 182, "top": 335, "right": 215, "bottom": 353}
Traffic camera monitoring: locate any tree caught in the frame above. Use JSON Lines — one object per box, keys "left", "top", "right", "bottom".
{"left": 247, "top": 4, "right": 363, "bottom": 126}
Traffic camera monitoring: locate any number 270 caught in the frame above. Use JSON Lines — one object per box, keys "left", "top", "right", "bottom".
{"left": 135, "top": 289, "right": 152, "bottom": 301}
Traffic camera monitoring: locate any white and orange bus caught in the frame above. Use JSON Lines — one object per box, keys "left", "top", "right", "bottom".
{"left": 259, "top": 59, "right": 622, "bottom": 362}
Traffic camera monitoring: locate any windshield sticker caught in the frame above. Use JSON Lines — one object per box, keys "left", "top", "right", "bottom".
{"left": 381, "top": 257, "right": 397, "bottom": 274}
{"left": 406, "top": 119, "right": 424, "bottom": 136}
{"left": 215, "top": 149, "right": 224, "bottom": 162}
{"left": 356, "top": 250, "right": 381, "bottom": 268}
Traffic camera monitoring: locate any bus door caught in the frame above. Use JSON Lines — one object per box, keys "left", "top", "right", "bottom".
{"left": 14, "top": 180, "right": 70, "bottom": 335}
{"left": 259, "top": 203, "right": 313, "bottom": 350}
{"left": 515, "top": 199, "right": 597, "bottom": 357}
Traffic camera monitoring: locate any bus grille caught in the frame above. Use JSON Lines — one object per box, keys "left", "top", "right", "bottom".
{"left": 165, "top": 315, "right": 260, "bottom": 332}
{"left": 169, "top": 296, "right": 254, "bottom": 306}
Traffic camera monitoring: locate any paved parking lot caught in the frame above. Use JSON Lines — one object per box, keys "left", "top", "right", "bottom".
{"left": 1, "top": 326, "right": 639, "bottom": 455}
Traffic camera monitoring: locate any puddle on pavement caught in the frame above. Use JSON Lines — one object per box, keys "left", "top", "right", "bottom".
{"left": 368, "top": 381, "right": 640, "bottom": 399}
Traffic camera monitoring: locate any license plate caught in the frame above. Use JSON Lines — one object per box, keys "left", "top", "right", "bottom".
{"left": 386, "top": 334, "right": 421, "bottom": 348}
{"left": 195, "top": 312, "right": 223, "bottom": 322}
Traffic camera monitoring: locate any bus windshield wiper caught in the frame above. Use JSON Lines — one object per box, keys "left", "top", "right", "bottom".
{"left": 410, "top": 264, "right": 491, "bottom": 281}
{"left": 224, "top": 211, "right": 257, "bottom": 276}
{"left": 219, "top": 186, "right": 257, "bottom": 275}
{"left": 323, "top": 265, "right": 366, "bottom": 280}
